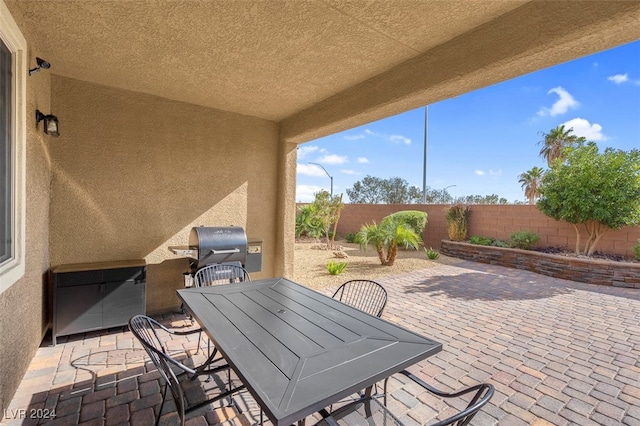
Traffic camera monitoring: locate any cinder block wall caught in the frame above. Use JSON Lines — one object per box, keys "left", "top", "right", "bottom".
{"left": 313, "top": 204, "right": 640, "bottom": 258}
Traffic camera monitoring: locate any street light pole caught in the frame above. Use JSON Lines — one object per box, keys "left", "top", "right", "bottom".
{"left": 443, "top": 184, "right": 456, "bottom": 203}
{"left": 308, "top": 162, "right": 333, "bottom": 197}
{"left": 422, "top": 105, "right": 428, "bottom": 203}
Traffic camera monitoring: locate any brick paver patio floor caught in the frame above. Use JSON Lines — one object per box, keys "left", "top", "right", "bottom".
{"left": 3, "top": 260, "right": 640, "bottom": 425}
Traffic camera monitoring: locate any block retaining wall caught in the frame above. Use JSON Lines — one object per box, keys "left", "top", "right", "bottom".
{"left": 440, "top": 240, "right": 640, "bottom": 288}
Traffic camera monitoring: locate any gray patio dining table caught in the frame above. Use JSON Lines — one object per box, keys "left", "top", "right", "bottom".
{"left": 177, "top": 277, "right": 442, "bottom": 426}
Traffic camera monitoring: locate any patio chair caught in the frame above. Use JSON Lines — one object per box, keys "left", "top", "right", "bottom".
{"left": 129, "top": 315, "right": 245, "bottom": 426}
{"left": 330, "top": 280, "right": 387, "bottom": 405}
{"left": 189, "top": 263, "right": 251, "bottom": 356}
{"left": 193, "top": 263, "right": 250, "bottom": 287}
{"left": 332, "top": 279, "right": 387, "bottom": 317}
{"left": 317, "top": 369, "right": 494, "bottom": 426}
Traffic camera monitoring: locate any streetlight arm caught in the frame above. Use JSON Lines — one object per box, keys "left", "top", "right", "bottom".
{"left": 308, "top": 162, "right": 331, "bottom": 178}
{"left": 308, "top": 162, "right": 334, "bottom": 197}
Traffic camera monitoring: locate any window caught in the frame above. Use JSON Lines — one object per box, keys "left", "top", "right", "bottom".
{"left": 0, "top": 3, "right": 26, "bottom": 294}
{"left": 1, "top": 40, "right": 11, "bottom": 264}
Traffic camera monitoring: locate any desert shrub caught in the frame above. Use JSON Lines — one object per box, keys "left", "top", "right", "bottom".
{"left": 424, "top": 247, "right": 440, "bottom": 260}
{"left": 509, "top": 230, "right": 540, "bottom": 250}
{"left": 344, "top": 232, "right": 357, "bottom": 243}
{"left": 469, "top": 235, "right": 495, "bottom": 246}
{"left": 446, "top": 204, "right": 471, "bottom": 241}
{"left": 491, "top": 239, "right": 510, "bottom": 248}
{"left": 295, "top": 204, "right": 323, "bottom": 238}
{"left": 387, "top": 210, "right": 428, "bottom": 235}
{"left": 326, "top": 260, "right": 347, "bottom": 275}
{"left": 633, "top": 240, "right": 640, "bottom": 261}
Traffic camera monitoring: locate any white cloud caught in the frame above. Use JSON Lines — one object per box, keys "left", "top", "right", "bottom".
{"left": 317, "top": 154, "right": 348, "bottom": 165}
{"left": 297, "top": 163, "right": 329, "bottom": 177}
{"left": 389, "top": 135, "right": 412, "bottom": 145}
{"left": 608, "top": 74, "right": 628, "bottom": 84}
{"left": 561, "top": 117, "right": 607, "bottom": 141}
{"left": 296, "top": 184, "right": 324, "bottom": 202}
{"left": 364, "top": 128, "right": 411, "bottom": 145}
{"left": 344, "top": 134, "right": 365, "bottom": 140}
{"left": 474, "top": 169, "right": 502, "bottom": 177}
{"left": 341, "top": 169, "right": 360, "bottom": 175}
{"left": 537, "top": 87, "right": 579, "bottom": 117}
{"left": 357, "top": 157, "right": 369, "bottom": 164}
{"left": 297, "top": 145, "right": 320, "bottom": 160}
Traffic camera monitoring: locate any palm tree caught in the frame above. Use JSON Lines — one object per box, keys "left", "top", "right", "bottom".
{"left": 518, "top": 166, "right": 545, "bottom": 204}
{"left": 356, "top": 216, "right": 422, "bottom": 266}
{"left": 538, "top": 125, "right": 585, "bottom": 166}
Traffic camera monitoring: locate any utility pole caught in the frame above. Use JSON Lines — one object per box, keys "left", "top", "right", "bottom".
{"left": 422, "top": 106, "right": 428, "bottom": 203}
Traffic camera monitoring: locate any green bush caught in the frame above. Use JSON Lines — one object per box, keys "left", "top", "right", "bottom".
{"left": 326, "top": 260, "right": 348, "bottom": 275}
{"left": 295, "top": 204, "right": 323, "bottom": 238}
{"left": 633, "top": 240, "right": 640, "bottom": 261}
{"left": 424, "top": 247, "right": 440, "bottom": 260}
{"left": 387, "top": 210, "right": 428, "bottom": 236}
{"left": 344, "top": 232, "right": 357, "bottom": 243}
{"left": 491, "top": 239, "right": 510, "bottom": 248}
{"left": 509, "top": 230, "right": 540, "bottom": 250}
{"left": 470, "top": 235, "right": 494, "bottom": 246}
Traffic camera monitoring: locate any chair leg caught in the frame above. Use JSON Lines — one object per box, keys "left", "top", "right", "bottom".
{"left": 155, "top": 384, "right": 169, "bottom": 426}
{"left": 194, "top": 331, "right": 202, "bottom": 355}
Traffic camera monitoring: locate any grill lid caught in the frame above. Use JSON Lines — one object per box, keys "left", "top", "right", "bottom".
{"left": 188, "top": 226, "right": 247, "bottom": 268}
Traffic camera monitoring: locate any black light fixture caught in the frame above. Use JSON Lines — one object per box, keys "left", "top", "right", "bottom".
{"left": 29, "top": 57, "right": 51, "bottom": 76}
{"left": 35, "top": 110, "right": 60, "bottom": 137}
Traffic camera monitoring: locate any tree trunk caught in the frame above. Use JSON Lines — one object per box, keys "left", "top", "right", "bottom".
{"left": 375, "top": 242, "right": 386, "bottom": 265}
{"left": 582, "top": 221, "right": 596, "bottom": 255}
{"left": 330, "top": 194, "right": 343, "bottom": 250}
{"left": 585, "top": 222, "right": 606, "bottom": 256}
{"left": 572, "top": 223, "right": 582, "bottom": 254}
{"left": 386, "top": 242, "right": 398, "bottom": 266}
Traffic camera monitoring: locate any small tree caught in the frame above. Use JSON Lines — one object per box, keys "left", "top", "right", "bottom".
{"left": 356, "top": 214, "right": 422, "bottom": 266}
{"left": 538, "top": 142, "right": 640, "bottom": 255}
{"left": 310, "top": 190, "right": 343, "bottom": 248}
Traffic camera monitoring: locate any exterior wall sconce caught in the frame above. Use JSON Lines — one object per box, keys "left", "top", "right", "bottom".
{"left": 28, "top": 57, "right": 51, "bottom": 76}
{"left": 35, "top": 110, "right": 59, "bottom": 137}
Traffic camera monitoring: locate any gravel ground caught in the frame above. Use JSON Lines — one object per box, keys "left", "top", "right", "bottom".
{"left": 292, "top": 239, "right": 464, "bottom": 291}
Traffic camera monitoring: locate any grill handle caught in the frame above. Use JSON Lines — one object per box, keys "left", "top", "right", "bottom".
{"left": 209, "top": 248, "right": 241, "bottom": 255}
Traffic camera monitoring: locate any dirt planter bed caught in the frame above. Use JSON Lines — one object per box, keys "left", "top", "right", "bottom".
{"left": 440, "top": 240, "right": 640, "bottom": 288}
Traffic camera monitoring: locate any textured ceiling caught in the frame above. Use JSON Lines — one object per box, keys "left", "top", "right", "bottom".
{"left": 7, "top": 0, "right": 527, "bottom": 121}
{"left": 5, "top": 0, "right": 640, "bottom": 135}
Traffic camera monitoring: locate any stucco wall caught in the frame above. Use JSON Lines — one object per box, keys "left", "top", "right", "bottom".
{"left": 333, "top": 204, "right": 640, "bottom": 259}
{"left": 0, "top": 28, "right": 52, "bottom": 414}
{"left": 50, "top": 77, "right": 280, "bottom": 314}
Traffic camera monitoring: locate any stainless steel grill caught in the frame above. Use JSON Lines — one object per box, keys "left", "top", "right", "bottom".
{"left": 169, "top": 226, "right": 262, "bottom": 274}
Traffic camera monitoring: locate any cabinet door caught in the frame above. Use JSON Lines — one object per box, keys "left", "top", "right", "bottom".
{"left": 102, "top": 280, "right": 145, "bottom": 328}
{"left": 56, "top": 285, "right": 103, "bottom": 336}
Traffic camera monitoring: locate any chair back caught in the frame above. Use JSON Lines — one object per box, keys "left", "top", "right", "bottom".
{"left": 193, "top": 263, "right": 251, "bottom": 287}
{"left": 332, "top": 280, "right": 387, "bottom": 317}
{"left": 129, "top": 315, "right": 186, "bottom": 424}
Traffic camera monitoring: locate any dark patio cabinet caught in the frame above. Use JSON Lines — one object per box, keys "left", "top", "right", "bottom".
{"left": 51, "top": 260, "right": 146, "bottom": 345}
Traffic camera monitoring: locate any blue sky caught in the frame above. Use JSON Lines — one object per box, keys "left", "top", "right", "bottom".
{"left": 296, "top": 40, "right": 640, "bottom": 203}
